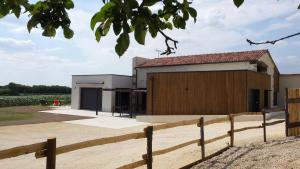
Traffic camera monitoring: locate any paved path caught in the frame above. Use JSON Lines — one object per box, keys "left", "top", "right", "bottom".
{"left": 41, "top": 107, "right": 149, "bottom": 129}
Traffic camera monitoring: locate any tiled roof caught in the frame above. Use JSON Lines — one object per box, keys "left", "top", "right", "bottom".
{"left": 137, "top": 50, "right": 269, "bottom": 68}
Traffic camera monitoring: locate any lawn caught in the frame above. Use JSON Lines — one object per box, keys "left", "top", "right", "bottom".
{"left": 0, "top": 106, "right": 48, "bottom": 122}
{"left": 0, "top": 106, "right": 91, "bottom": 126}
{"left": 0, "top": 112, "right": 33, "bottom": 121}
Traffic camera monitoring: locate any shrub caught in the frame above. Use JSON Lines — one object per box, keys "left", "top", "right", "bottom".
{"left": 0, "top": 95, "right": 71, "bottom": 107}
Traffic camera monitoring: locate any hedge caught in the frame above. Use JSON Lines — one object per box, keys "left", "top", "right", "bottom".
{"left": 0, "top": 95, "right": 71, "bottom": 107}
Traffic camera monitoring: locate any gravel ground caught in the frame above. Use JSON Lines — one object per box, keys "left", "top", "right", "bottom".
{"left": 192, "top": 137, "right": 300, "bottom": 169}
{"left": 0, "top": 118, "right": 286, "bottom": 169}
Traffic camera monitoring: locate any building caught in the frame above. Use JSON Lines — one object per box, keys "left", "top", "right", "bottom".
{"left": 71, "top": 49, "right": 299, "bottom": 117}
{"left": 279, "top": 74, "right": 300, "bottom": 106}
{"left": 71, "top": 74, "right": 132, "bottom": 112}
{"left": 135, "top": 50, "right": 279, "bottom": 115}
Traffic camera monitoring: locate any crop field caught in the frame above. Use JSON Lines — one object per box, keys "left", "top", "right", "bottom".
{"left": 0, "top": 95, "right": 71, "bottom": 107}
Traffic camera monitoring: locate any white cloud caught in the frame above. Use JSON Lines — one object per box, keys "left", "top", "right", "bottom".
{"left": 286, "top": 12, "right": 300, "bottom": 22}
{"left": 0, "top": 37, "right": 35, "bottom": 46}
{"left": 1, "top": 0, "right": 300, "bottom": 85}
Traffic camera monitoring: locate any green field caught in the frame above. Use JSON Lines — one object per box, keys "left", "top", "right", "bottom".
{"left": 0, "top": 111, "right": 33, "bottom": 121}
{"left": 0, "top": 95, "right": 71, "bottom": 107}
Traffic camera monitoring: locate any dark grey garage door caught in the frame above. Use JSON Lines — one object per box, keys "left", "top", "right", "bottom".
{"left": 80, "top": 88, "right": 102, "bottom": 111}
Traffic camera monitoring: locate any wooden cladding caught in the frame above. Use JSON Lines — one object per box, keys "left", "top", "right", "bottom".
{"left": 286, "top": 88, "right": 300, "bottom": 136}
{"left": 147, "top": 70, "right": 270, "bottom": 115}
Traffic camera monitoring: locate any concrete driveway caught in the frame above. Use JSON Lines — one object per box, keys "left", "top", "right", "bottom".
{"left": 40, "top": 106, "right": 149, "bottom": 129}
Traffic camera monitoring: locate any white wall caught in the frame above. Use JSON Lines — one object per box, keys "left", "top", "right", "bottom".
{"left": 71, "top": 75, "right": 132, "bottom": 112}
{"left": 278, "top": 75, "right": 300, "bottom": 106}
{"left": 258, "top": 54, "right": 276, "bottom": 107}
{"left": 136, "top": 62, "right": 256, "bottom": 88}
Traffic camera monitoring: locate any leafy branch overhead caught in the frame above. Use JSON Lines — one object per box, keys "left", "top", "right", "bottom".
{"left": 0, "top": 0, "right": 300, "bottom": 56}
{"left": 0, "top": 0, "right": 74, "bottom": 39}
{"left": 91, "top": 0, "right": 197, "bottom": 56}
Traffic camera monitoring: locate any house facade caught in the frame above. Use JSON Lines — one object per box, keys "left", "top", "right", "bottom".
{"left": 135, "top": 50, "right": 279, "bottom": 115}
{"left": 71, "top": 49, "right": 298, "bottom": 116}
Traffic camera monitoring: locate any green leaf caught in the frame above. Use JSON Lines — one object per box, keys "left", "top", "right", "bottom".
{"left": 148, "top": 22, "right": 158, "bottom": 38}
{"left": 134, "top": 24, "right": 147, "bottom": 45}
{"left": 187, "top": 7, "right": 197, "bottom": 22}
{"left": 0, "top": 5, "right": 10, "bottom": 17}
{"left": 102, "top": 19, "right": 112, "bottom": 35}
{"left": 90, "top": 2, "right": 115, "bottom": 30}
{"left": 165, "top": 22, "right": 173, "bottom": 30}
{"left": 115, "top": 33, "right": 130, "bottom": 56}
{"left": 233, "top": 0, "right": 244, "bottom": 8}
{"left": 63, "top": 27, "right": 74, "bottom": 39}
{"left": 173, "top": 16, "right": 186, "bottom": 29}
{"left": 143, "top": 0, "right": 160, "bottom": 6}
{"left": 113, "top": 21, "right": 122, "bottom": 35}
{"left": 95, "top": 26, "right": 101, "bottom": 42}
{"left": 27, "top": 17, "right": 39, "bottom": 32}
{"left": 64, "top": 0, "right": 74, "bottom": 9}
{"left": 42, "top": 26, "right": 56, "bottom": 37}
{"left": 12, "top": 6, "right": 21, "bottom": 18}
{"left": 182, "top": 9, "right": 189, "bottom": 21}
{"left": 127, "top": 0, "right": 139, "bottom": 9}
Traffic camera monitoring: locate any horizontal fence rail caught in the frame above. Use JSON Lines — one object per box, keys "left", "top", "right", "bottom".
{"left": 0, "top": 142, "right": 47, "bottom": 160}
{"left": 0, "top": 109, "right": 286, "bottom": 169}
{"left": 36, "top": 132, "right": 146, "bottom": 158}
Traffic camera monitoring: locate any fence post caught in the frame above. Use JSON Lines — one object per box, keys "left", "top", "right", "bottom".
{"left": 285, "top": 88, "right": 289, "bottom": 137}
{"left": 262, "top": 110, "right": 267, "bottom": 142}
{"left": 46, "top": 137, "right": 56, "bottom": 169}
{"left": 144, "top": 126, "right": 153, "bottom": 169}
{"left": 229, "top": 114, "right": 234, "bottom": 147}
{"left": 199, "top": 117, "right": 205, "bottom": 160}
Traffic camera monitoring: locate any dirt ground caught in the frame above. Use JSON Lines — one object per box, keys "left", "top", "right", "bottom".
{"left": 0, "top": 117, "right": 286, "bottom": 169}
{"left": 192, "top": 137, "right": 300, "bottom": 169}
{"left": 0, "top": 106, "right": 92, "bottom": 126}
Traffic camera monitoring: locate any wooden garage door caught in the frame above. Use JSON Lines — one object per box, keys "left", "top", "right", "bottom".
{"left": 147, "top": 71, "right": 248, "bottom": 115}
{"left": 80, "top": 88, "right": 102, "bottom": 111}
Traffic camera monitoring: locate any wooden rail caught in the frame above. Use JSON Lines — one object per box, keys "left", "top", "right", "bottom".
{"left": 263, "top": 120, "right": 285, "bottom": 126}
{"left": 204, "top": 134, "right": 229, "bottom": 144}
{"left": 233, "top": 125, "right": 263, "bottom": 133}
{"left": 150, "top": 139, "right": 199, "bottom": 157}
{"left": 153, "top": 119, "right": 198, "bottom": 131}
{"left": 117, "top": 159, "right": 146, "bottom": 169}
{"left": 203, "top": 117, "right": 229, "bottom": 126}
{"left": 0, "top": 142, "right": 47, "bottom": 160}
{"left": 0, "top": 108, "right": 286, "bottom": 169}
{"left": 36, "top": 132, "right": 145, "bottom": 158}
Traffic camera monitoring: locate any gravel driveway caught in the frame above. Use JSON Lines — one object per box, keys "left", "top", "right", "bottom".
{"left": 192, "top": 137, "right": 300, "bottom": 169}
{"left": 0, "top": 118, "right": 286, "bottom": 169}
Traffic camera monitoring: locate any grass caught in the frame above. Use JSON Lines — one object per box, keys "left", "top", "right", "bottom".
{"left": 0, "top": 106, "right": 49, "bottom": 122}
{"left": 0, "top": 112, "right": 33, "bottom": 121}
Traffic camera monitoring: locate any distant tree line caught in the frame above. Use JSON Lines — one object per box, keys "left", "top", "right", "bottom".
{"left": 0, "top": 82, "right": 71, "bottom": 96}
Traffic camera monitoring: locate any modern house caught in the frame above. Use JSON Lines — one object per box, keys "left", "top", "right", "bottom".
{"left": 71, "top": 49, "right": 298, "bottom": 118}
{"left": 71, "top": 74, "right": 132, "bottom": 112}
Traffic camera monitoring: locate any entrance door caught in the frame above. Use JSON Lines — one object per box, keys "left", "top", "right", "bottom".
{"left": 248, "top": 89, "right": 260, "bottom": 112}
{"left": 80, "top": 88, "right": 102, "bottom": 111}
{"left": 264, "top": 90, "right": 269, "bottom": 108}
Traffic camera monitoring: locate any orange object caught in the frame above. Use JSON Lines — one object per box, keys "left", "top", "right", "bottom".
{"left": 53, "top": 99, "right": 59, "bottom": 106}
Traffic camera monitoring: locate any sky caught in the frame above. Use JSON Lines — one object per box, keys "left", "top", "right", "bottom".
{"left": 0, "top": 0, "right": 300, "bottom": 87}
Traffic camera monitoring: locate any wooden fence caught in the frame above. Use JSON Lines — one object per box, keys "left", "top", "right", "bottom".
{"left": 286, "top": 88, "right": 300, "bottom": 136}
{"left": 0, "top": 108, "right": 285, "bottom": 169}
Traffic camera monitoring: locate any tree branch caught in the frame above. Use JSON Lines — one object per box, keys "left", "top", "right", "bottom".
{"left": 158, "top": 30, "right": 178, "bottom": 55}
{"left": 247, "top": 32, "right": 300, "bottom": 45}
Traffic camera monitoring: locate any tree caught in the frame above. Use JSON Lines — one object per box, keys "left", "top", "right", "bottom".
{"left": 0, "top": 0, "right": 299, "bottom": 56}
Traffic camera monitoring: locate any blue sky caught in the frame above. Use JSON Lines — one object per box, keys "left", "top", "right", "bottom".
{"left": 0, "top": 0, "right": 300, "bottom": 87}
